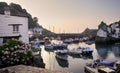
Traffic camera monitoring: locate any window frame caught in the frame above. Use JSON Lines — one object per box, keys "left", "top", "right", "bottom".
{"left": 8, "top": 24, "right": 22, "bottom": 33}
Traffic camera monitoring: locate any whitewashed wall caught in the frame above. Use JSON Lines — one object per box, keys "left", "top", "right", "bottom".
{"left": 107, "top": 27, "right": 111, "bottom": 33}
{"left": 33, "top": 27, "right": 43, "bottom": 34}
{"left": 0, "top": 14, "right": 29, "bottom": 43}
{"left": 111, "top": 23, "right": 120, "bottom": 38}
{"left": 97, "top": 29, "right": 107, "bottom": 38}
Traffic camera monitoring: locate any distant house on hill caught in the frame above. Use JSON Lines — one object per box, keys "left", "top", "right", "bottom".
{"left": 28, "top": 27, "right": 43, "bottom": 37}
{"left": 0, "top": 7, "right": 29, "bottom": 45}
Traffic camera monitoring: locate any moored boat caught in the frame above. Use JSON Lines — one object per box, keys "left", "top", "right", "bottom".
{"left": 68, "top": 47, "right": 93, "bottom": 55}
{"left": 81, "top": 47, "right": 93, "bottom": 55}
{"left": 63, "top": 38, "right": 73, "bottom": 44}
{"left": 68, "top": 48, "right": 82, "bottom": 55}
{"left": 73, "top": 38, "right": 79, "bottom": 43}
{"left": 85, "top": 40, "right": 95, "bottom": 45}
{"left": 55, "top": 51, "right": 68, "bottom": 61}
{"left": 45, "top": 44, "right": 54, "bottom": 50}
{"left": 84, "top": 59, "right": 117, "bottom": 73}
{"left": 45, "top": 43, "right": 68, "bottom": 50}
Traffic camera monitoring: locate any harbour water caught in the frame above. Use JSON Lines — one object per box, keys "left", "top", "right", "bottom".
{"left": 40, "top": 40, "right": 120, "bottom": 73}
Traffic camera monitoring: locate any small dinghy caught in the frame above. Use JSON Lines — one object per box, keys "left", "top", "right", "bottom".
{"left": 81, "top": 47, "right": 93, "bottom": 55}
{"left": 45, "top": 43, "right": 67, "bottom": 50}
{"left": 84, "top": 59, "right": 117, "bottom": 73}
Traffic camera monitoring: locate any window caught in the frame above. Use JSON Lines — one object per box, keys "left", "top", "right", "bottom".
{"left": 13, "top": 25, "right": 19, "bottom": 32}
{"left": 8, "top": 24, "right": 22, "bottom": 33}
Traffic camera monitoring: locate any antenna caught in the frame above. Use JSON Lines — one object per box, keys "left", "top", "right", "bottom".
{"left": 59, "top": 28, "right": 61, "bottom": 33}
{"left": 53, "top": 26, "right": 54, "bottom": 32}
{"left": 49, "top": 25, "right": 50, "bottom": 31}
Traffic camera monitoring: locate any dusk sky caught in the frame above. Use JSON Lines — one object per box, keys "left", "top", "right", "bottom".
{"left": 0, "top": 0, "right": 120, "bottom": 33}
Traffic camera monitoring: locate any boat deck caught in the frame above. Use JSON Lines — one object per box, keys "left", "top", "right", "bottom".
{"left": 85, "top": 66, "right": 98, "bottom": 73}
{"left": 84, "top": 66, "right": 115, "bottom": 73}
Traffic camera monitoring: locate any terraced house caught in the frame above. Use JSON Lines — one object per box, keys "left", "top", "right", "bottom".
{"left": 96, "top": 21, "right": 120, "bottom": 43}
{"left": 110, "top": 21, "right": 120, "bottom": 38}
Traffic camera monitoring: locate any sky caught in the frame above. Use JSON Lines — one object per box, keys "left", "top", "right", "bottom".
{"left": 0, "top": 0, "right": 120, "bottom": 33}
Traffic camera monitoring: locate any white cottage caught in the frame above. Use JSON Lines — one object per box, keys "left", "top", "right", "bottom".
{"left": 97, "top": 28, "right": 107, "bottom": 38}
{"left": 110, "top": 22, "right": 120, "bottom": 38}
{"left": 97, "top": 21, "right": 120, "bottom": 39}
{"left": 97, "top": 21, "right": 109, "bottom": 38}
{"left": 0, "top": 7, "right": 29, "bottom": 45}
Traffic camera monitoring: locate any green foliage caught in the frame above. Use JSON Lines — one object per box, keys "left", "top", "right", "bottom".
{"left": 0, "top": 2, "right": 8, "bottom": 8}
{"left": 82, "top": 28, "right": 97, "bottom": 36}
{"left": 10, "top": 3, "right": 24, "bottom": 13}
{"left": 33, "top": 17, "right": 38, "bottom": 23}
{"left": 32, "top": 48, "right": 40, "bottom": 52}
{"left": 7, "top": 39, "right": 22, "bottom": 47}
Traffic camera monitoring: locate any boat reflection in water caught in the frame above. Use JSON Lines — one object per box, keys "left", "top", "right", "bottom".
{"left": 41, "top": 40, "right": 120, "bottom": 73}
{"left": 55, "top": 56, "right": 69, "bottom": 68}
{"left": 68, "top": 54, "right": 82, "bottom": 58}
{"left": 68, "top": 54, "right": 93, "bottom": 60}
{"left": 82, "top": 55, "right": 93, "bottom": 60}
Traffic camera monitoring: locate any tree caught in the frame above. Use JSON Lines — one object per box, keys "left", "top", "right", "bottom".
{"left": 33, "top": 17, "right": 38, "bottom": 23}
{"left": 10, "top": 3, "right": 24, "bottom": 13}
{"left": 0, "top": 2, "right": 8, "bottom": 8}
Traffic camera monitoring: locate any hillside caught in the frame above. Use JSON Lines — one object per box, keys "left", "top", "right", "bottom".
{"left": 81, "top": 28, "right": 98, "bottom": 36}
{"left": 0, "top": 2, "right": 54, "bottom": 35}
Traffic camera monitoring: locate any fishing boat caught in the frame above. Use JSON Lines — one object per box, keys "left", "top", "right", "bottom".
{"left": 63, "top": 38, "right": 73, "bottom": 44}
{"left": 81, "top": 47, "right": 93, "bottom": 55}
{"left": 73, "top": 38, "right": 79, "bottom": 43}
{"left": 39, "top": 40, "right": 45, "bottom": 45}
{"left": 85, "top": 40, "right": 95, "bottom": 45}
{"left": 45, "top": 43, "right": 68, "bottom": 50}
{"left": 56, "top": 49, "right": 68, "bottom": 54}
{"left": 84, "top": 59, "right": 117, "bottom": 73}
{"left": 45, "top": 44, "right": 54, "bottom": 50}
{"left": 54, "top": 43, "right": 68, "bottom": 49}
{"left": 55, "top": 51, "right": 68, "bottom": 61}
{"left": 68, "top": 48, "right": 82, "bottom": 55}
{"left": 68, "top": 47, "right": 93, "bottom": 55}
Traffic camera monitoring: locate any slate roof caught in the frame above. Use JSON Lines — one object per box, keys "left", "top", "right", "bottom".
{"left": 109, "top": 21, "right": 120, "bottom": 28}
{"left": 0, "top": 6, "right": 27, "bottom": 17}
{"left": 98, "top": 21, "right": 108, "bottom": 32}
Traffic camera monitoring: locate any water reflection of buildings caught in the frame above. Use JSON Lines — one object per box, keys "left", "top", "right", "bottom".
{"left": 68, "top": 54, "right": 93, "bottom": 60}
{"left": 112, "top": 45, "right": 120, "bottom": 57}
{"left": 95, "top": 44, "right": 120, "bottom": 60}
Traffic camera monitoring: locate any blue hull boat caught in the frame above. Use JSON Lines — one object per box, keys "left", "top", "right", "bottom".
{"left": 55, "top": 52, "right": 68, "bottom": 61}
{"left": 45, "top": 43, "right": 67, "bottom": 50}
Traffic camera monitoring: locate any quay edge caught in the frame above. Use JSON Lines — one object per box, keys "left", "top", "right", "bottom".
{"left": 0, "top": 65, "right": 72, "bottom": 73}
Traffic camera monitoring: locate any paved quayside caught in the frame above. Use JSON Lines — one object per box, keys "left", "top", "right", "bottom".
{"left": 0, "top": 65, "right": 72, "bottom": 73}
